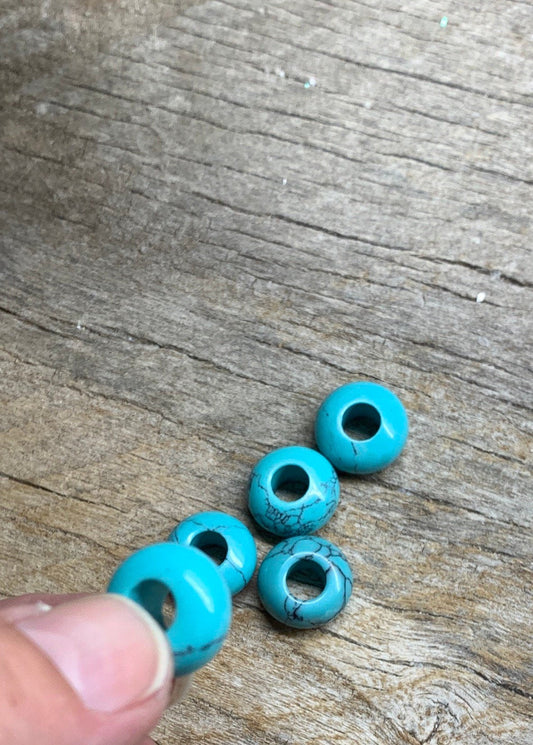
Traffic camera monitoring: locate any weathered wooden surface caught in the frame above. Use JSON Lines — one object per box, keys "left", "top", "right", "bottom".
{"left": 1, "top": 0, "right": 532, "bottom": 743}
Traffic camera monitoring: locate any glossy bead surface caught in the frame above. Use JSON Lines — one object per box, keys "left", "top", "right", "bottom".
{"left": 169, "top": 511, "right": 257, "bottom": 595}
{"left": 315, "top": 381, "right": 408, "bottom": 474}
{"left": 257, "top": 535, "right": 353, "bottom": 629}
{"left": 248, "top": 446, "right": 340, "bottom": 537}
{"left": 107, "top": 542, "right": 231, "bottom": 676}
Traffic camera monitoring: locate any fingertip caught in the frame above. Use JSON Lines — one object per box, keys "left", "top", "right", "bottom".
{"left": 17, "top": 594, "right": 174, "bottom": 714}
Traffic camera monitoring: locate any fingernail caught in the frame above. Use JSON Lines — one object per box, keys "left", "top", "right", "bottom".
{"left": 17, "top": 594, "right": 173, "bottom": 713}
{"left": 0, "top": 600, "right": 52, "bottom": 624}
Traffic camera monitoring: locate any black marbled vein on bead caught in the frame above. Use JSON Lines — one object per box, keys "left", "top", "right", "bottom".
{"left": 250, "top": 469, "right": 339, "bottom": 536}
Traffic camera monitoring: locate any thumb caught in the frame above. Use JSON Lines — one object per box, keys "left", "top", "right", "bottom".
{"left": 0, "top": 594, "right": 174, "bottom": 745}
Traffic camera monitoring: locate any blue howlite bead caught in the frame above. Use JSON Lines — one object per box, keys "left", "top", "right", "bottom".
{"left": 248, "top": 446, "right": 340, "bottom": 537}
{"left": 169, "top": 511, "right": 257, "bottom": 595}
{"left": 258, "top": 535, "right": 353, "bottom": 629}
{"left": 107, "top": 542, "right": 232, "bottom": 676}
{"left": 315, "top": 381, "right": 408, "bottom": 474}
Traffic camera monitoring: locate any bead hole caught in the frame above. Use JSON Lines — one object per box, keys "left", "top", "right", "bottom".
{"left": 342, "top": 403, "right": 381, "bottom": 441}
{"left": 287, "top": 559, "right": 327, "bottom": 601}
{"left": 272, "top": 465, "right": 310, "bottom": 502}
{"left": 134, "top": 580, "right": 177, "bottom": 630}
{"left": 191, "top": 530, "right": 228, "bottom": 565}
{"left": 162, "top": 593, "right": 176, "bottom": 629}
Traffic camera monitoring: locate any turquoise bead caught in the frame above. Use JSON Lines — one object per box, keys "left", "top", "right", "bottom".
{"left": 257, "top": 535, "right": 353, "bottom": 629}
{"left": 107, "top": 542, "right": 231, "bottom": 676}
{"left": 315, "top": 382, "right": 408, "bottom": 474}
{"left": 248, "top": 446, "right": 340, "bottom": 537}
{"left": 169, "top": 511, "right": 257, "bottom": 595}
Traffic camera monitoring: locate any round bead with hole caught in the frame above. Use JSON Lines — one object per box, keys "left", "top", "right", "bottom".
{"left": 107, "top": 542, "right": 232, "bottom": 676}
{"left": 257, "top": 535, "right": 353, "bottom": 628}
{"left": 168, "top": 511, "right": 257, "bottom": 595}
{"left": 315, "top": 381, "right": 408, "bottom": 474}
{"left": 248, "top": 445, "right": 340, "bottom": 538}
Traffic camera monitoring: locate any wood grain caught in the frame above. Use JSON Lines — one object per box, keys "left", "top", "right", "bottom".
{"left": 0, "top": 1, "right": 532, "bottom": 743}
